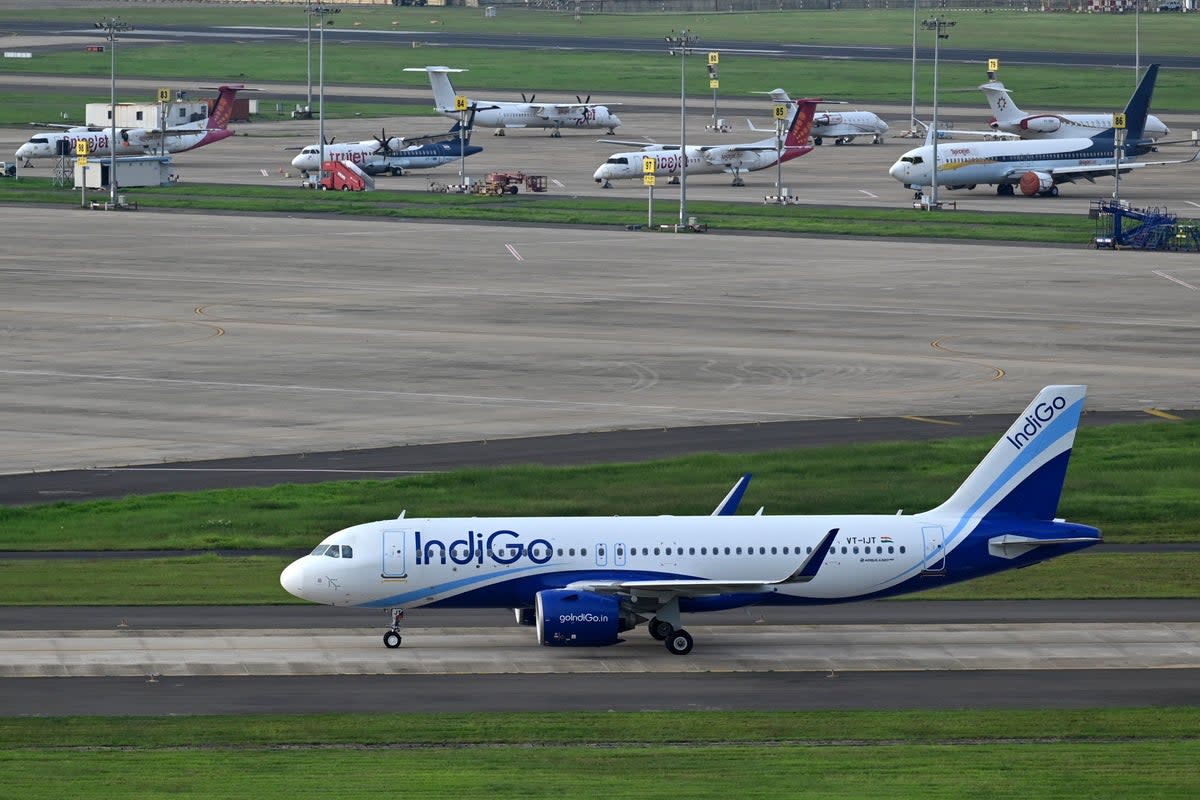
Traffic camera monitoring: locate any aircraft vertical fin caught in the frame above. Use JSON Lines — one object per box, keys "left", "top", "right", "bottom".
{"left": 929, "top": 385, "right": 1086, "bottom": 523}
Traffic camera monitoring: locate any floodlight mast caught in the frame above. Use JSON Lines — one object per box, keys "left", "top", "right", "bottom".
{"left": 96, "top": 17, "right": 132, "bottom": 208}
{"left": 666, "top": 30, "right": 698, "bottom": 231}
{"left": 311, "top": 6, "right": 339, "bottom": 183}
{"left": 922, "top": 16, "right": 954, "bottom": 210}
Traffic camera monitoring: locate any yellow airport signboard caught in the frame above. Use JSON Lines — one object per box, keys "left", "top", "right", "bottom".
{"left": 642, "top": 156, "right": 656, "bottom": 174}
{"left": 643, "top": 174, "right": 656, "bottom": 186}
{"left": 988, "top": 58, "right": 999, "bottom": 72}
{"left": 707, "top": 52, "right": 719, "bottom": 65}
{"left": 75, "top": 140, "right": 89, "bottom": 156}
{"left": 709, "top": 79, "right": 719, "bottom": 89}
{"left": 773, "top": 104, "right": 788, "bottom": 120}
{"left": 76, "top": 157, "right": 88, "bottom": 167}
{"left": 1114, "top": 113, "right": 1127, "bottom": 129}
{"left": 454, "top": 95, "right": 469, "bottom": 112}
{"left": 158, "top": 87, "right": 171, "bottom": 103}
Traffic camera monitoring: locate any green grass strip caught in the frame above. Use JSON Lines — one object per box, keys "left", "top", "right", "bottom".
{"left": 0, "top": 177, "right": 1102, "bottom": 244}
{"left": 1, "top": 421, "right": 1196, "bottom": 552}
{"left": 1, "top": 711, "right": 1197, "bottom": 799}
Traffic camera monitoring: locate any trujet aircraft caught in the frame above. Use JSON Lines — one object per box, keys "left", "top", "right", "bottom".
{"left": 281, "top": 385, "right": 1102, "bottom": 656}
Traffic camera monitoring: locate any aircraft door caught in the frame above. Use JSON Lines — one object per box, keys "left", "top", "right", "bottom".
{"left": 382, "top": 529, "right": 408, "bottom": 578}
{"left": 595, "top": 543, "right": 608, "bottom": 567}
{"left": 614, "top": 542, "right": 627, "bottom": 567}
{"left": 921, "top": 525, "right": 945, "bottom": 573}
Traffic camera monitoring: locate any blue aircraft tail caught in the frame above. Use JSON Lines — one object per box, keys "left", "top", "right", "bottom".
{"left": 445, "top": 106, "right": 477, "bottom": 146}
{"left": 1106, "top": 64, "right": 1158, "bottom": 144}
{"left": 928, "top": 385, "right": 1086, "bottom": 523}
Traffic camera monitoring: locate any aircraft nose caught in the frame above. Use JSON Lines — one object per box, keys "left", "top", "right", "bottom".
{"left": 609, "top": 114, "right": 622, "bottom": 126}
{"left": 888, "top": 160, "right": 907, "bottom": 181}
{"left": 280, "top": 559, "right": 307, "bottom": 599}
{"left": 290, "top": 154, "right": 307, "bottom": 169}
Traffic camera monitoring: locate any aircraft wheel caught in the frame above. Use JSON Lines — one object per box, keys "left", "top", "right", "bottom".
{"left": 665, "top": 629, "right": 693, "bottom": 655}
{"left": 1047, "top": 186, "right": 1060, "bottom": 197}
{"left": 813, "top": 137, "right": 823, "bottom": 146}
{"left": 648, "top": 618, "right": 673, "bottom": 641}
{"left": 383, "top": 630, "right": 402, "bottom": 649}
{"left": 341, "top": 186, "right": 350, "bottom": 191}
{"left": 320, "top": 185, "right": 329, "bottom": 191}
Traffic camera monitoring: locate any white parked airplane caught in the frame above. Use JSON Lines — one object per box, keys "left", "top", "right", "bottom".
{"left": 281, "top": 385, "right": 1102, "bottom": 656}
{"left": 749, "top": 89, "right": 888, "bottom": 145}
{"left": 593, "top": 97, "right": 818, "bottom": 188}
{"left": 981, "top": 77, "right": 1169, "bottom": 140}
{"left": 890, "top": 65, "right": 1195, "bottom": 197}
{"left": 15, "top": 85, "right": 245, "bottom": 162}
{"left": 290, "top": 112, "right": 481, "bottom": 177}
{"left": 404, "top": 66, "right": 621, "bottom": 137}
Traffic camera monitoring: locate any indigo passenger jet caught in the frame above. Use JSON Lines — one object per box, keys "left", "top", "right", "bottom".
{"left": 281, "top": 386, "right": 1101, "bottom": 655}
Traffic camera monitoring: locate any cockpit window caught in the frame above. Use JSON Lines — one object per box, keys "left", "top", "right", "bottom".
{"left": 340, "top": 545, "right": 353, "bottom": 559}
{"left": 310, "top": 545, "right": 328, "bottom": 556}
{"left": 325, "top": 547, "right": 340, "bottom": 558}
{"left": 606, "top": 156, "right": 628, "bottom": 165}
{"left": 901, "top": 155, "right": 923, "bottom": 165}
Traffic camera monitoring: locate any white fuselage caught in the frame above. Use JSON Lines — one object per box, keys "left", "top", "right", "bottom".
{"left": 281, "top": 513, "right": 939, "bottom": 610}
{"left": 889, "top": 136, "right": 1130, "bottom": 189}
{"left": 290, "top": 140, "right": 475, "bottom": 174}
{"left": 15, "top": 127, "right": 226, "bottom": 160}
{"left": 993, "top": 112, "right": 1169, "bottom": 140}
{"left": 440, "top": 103, "right": 620, "bottom": 133}
{"left": 812, "top": 111, "right": 889, "bottom": 143}
{"left": 594, "top": 142, "right": 803, "bottom": 183}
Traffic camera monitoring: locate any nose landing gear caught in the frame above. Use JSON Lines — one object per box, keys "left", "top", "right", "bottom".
{"left": 383, "top": 608, "right": 405, "bottom": 648}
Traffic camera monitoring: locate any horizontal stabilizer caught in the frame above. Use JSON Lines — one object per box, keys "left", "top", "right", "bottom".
{"left": 987, "top": 534, "right": 1101, "bottom": 559}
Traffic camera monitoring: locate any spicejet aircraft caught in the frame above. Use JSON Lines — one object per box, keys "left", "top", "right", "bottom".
{"left": 281, "top": 385, "right": 1102, "bottom": 656}
{"left": 889, "top": 65, "right": 1196, "bottom": 198}
{"left": 592, "top": 96, "right": 818, "bottom": 188}
{"left": 15, "top": 85, "right": 245, "bottom": 162}
{"left": 404, "top": 66, "right": 621, "bottom": 137}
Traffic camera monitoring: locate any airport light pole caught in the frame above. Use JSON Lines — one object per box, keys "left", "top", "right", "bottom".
{"left": 909, "top": 0, "right": 919, "bottom": 135}
{"left": 922, "top": 16, "right": 954, "bottom": 210}
{"left": 666, "top": 29, "right": 698, "bottom": 231}
{"left": 304, "top": 5, "right": 314, "bottom": 117}
{"left": 96, "top": 17, "right": 132, "bottom": 208}
{"left": 312, "top": 6, "right": 338, "bottom": 182}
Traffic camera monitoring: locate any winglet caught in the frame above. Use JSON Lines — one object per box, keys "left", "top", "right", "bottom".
{"left": 711, "top": 474, "right": 752, "bottom": 516}
{"left": 781, "top": 528, "right": 838, "bottom": 583}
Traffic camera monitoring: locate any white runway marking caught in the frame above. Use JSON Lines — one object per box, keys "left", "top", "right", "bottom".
{"left": 505, "top": 243, "right": 525, "bottom": 261}
{"left": 858, "top": 189, "right": 879, "bottom": 198}
{"left": 1154, "top": 270, "right": 1199, "bottom": 291}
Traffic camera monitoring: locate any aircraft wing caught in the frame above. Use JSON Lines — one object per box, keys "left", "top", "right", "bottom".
{"left": 565, "top": 529, "right": 838, "bottom": 598}
{"left": 603, "top": 139, "right": 664, "bottom": 148}
{"left": 1023, "top": 150, "right": 1200, "bottom": 183}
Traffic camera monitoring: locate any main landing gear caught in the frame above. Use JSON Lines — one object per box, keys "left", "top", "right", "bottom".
{"left": 383, "top": 608, "right": 405, "bottom": 648}
{"left": 647, "top": 615, "right": 694, "bottom": 655}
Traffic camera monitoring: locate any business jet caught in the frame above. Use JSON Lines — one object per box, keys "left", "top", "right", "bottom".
{"left": 748, "top": 89, "right": 888, "bottom": 145}
{"left": 290, "top": 111, "right": 481, "bottom": 177}
{"left": 281, "top": 385, "right": 1101, "bottom": 656}
{"left": 404, "top": 66, "right": 621, "bottom": 137}
{"left": 890, "top": 65, "right": 1195, "bottom": 198}
{"left": 593, "top": 96, "right": 818, "bottom": 188}
{"left": 15, "top": 85, "right": 245, "bottom": 162}
{"left": 981, "top": 77, "right": 1169, "bottom": 140}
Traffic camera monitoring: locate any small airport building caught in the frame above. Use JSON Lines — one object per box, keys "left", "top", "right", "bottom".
{"left": 74, "top": 156, "right": 173, "bottom": 190}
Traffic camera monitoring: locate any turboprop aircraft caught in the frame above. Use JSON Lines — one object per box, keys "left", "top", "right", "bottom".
{"left": 981, "top": 76, "right": 1169, "bottom": 140}
{"left": 889, "top": 65, "right": 1196, "bottom": 197}
{"left": 290, "top": 110, "right": 481, "bottom": 177}
{"left": 748, "top": 89, "right": 888, "bottom": 145}
{"left": 404, "top": 66, "right": 621, "bottom": 137}
{"left": 593, "top": 96, "right": 818, "bottom": 188}
{"left": 281, "top": 385, "right": 1102, "bottom": 656}
{"left": 14, "top": 85, "right": 245, "bottom": 162}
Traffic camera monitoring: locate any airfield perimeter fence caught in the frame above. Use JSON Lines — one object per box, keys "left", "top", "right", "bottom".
{"left": 193, "top": 0, "right": 1167, "bottom": 12}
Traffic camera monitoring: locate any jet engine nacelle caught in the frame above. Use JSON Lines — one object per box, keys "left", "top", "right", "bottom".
{"left": 535, "top": 589, "right": 623, "bottom": 647}
{"left": 1020, "top": 115, "right": 1062, "bottom": 134}
{"left": 1018, "top": 170, "right": 1055, "bottom": 196}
